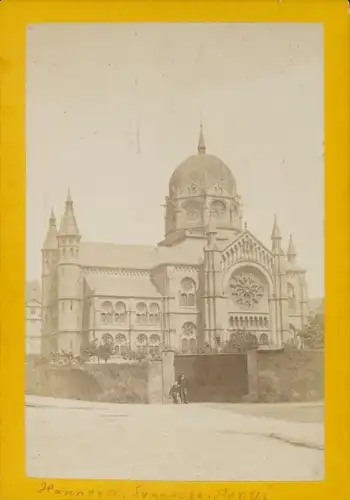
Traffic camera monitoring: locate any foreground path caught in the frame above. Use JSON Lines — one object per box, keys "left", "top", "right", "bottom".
{"left": 25, "top": 396, "right": 324, "bottom": 482}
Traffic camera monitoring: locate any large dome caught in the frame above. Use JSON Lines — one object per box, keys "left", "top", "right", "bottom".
{"left": 169, "top": 127, "right": 236, "bottom": 197}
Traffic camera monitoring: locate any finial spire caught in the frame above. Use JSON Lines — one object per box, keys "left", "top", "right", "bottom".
{"left": 67, "top": 188, "right": 72, "bottom": 204}
{"left": 197, "top": 121, "right": 206, "bottom": 154}
{"left": 244, "top": 221, "right": 248, "bottom": 231}
{"left": 49, "top": 207, "right": 56, "bottom": 227}
{"left": 50, "top": 207, "right": 56, "bottom": 222}
{"left": 287, "top": 234, "right": 297, "bottom": 261}
{"left": 43, "top": 208, "right": 58, "bottom": 249}
{"left": 271, "top": 214, "right": 281, "bottom": 240}
{"left": 59, "top": 189, "right": 80, "bottom": 236}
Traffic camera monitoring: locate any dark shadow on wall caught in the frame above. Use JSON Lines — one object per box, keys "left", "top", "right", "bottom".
{"left": 25, "top": 362, "right": 149, "bottom": 404}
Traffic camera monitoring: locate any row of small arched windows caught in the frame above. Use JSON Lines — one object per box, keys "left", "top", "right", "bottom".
{"left": 179, "top": 293, "right": 195, "bottom": 307}
{"left": 229, "top": 315, "right": 269, "bottom": 328}
{"left": 101, "top": 332, "right": 161, "bottom": 356}
{"left": 100, "top": 301, "right": 160, "bottom": 325}
{"left": 60, "top": 248, "right": 78, "bottom": 258}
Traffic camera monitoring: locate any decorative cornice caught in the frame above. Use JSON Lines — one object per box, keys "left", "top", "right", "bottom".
{"left": 151, "top": 263, "right": 200, "bottom": 273}
{"left": 83, "top": 266, "right": 150, "bottom": 277}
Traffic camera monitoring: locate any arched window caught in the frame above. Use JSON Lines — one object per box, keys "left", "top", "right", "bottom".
{"left": 136, "top": 302, "right": 148, "bottom": 324}
{"left": 101, "top": 301, "right": 113, "bottom": 323}
{"left": 115, "top": 333, "right": 127, "bottom": 356}
{"left": 180, "top": 293, "right": 187, "bottom": 306}
{"left": 114, "top": 301, "right": 126, "bottom": 324}
{"left": 183, "top": 200, "right": 201, "bottom": 225}
{"left": 259, "top": 333, "right": 269, "bottom": 345}
{"left": 181, "top": 322, "right": 197, "bottom": 353}
{"left": 102, "top": 333, "right": 114, "bottom": 346}
{"left": 181, "top": 338, "right": 189, "bottom": 353}
{"left": 187, "top": 293, "right": 195, "bottom": 306}
{"left": 149, "top": 303, "right": 160, "bottom": 325}
{"left": 211, "top": 200, "right": 227, "bottom": 218}
{"left": 189, "top": 338, "right": 197, "bottom": 352}
{"left": 179, "top": 278, "right": 196, "bottom": 307}
{"left": 136, "top": 334, "right": 148, "bottom": 355}
{"left": 149, "top": 334, "right": 161, "bottom": 356}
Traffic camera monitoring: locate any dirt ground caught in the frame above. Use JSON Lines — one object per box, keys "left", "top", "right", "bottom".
{"left": 25, "top": 396, "right": 324, "bottom": 482}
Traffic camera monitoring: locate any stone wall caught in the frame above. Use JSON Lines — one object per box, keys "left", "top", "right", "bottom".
{"left": 26, "top": 361, "right": 149, "bottom": 403}
{"left": 253, "top": 348, "right": 324, "bottom": 402}
{"left": 25, "top": 349, "right": 323, "bottom": 404}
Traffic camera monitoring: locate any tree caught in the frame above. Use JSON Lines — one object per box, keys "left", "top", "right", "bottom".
{"left": 96, "top": 342, "right": 113, "bottom": 363}
{"left": 298, "top": 313, "right": 324, "bottom": 348}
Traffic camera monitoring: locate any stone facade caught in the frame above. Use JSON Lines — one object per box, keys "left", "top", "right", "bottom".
{"left": 40, "top": 129, "right": 309, "bottom": 356}
{"left": 26, "top": 281, "right": 42, "bottom": 356}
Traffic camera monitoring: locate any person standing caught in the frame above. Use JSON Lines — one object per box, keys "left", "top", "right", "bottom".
{"left": 177, "top": 373, "right": 189, "bottom": 404}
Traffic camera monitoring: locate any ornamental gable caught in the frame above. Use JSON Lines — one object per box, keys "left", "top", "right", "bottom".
{"left": 206, "top": 182, "right": 230, "bottom": 197}
{"left": 221, "top": 231, "right": 274, "bottom": 275}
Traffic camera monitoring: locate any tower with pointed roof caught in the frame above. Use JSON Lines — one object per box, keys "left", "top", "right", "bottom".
{"left": 41, "top": 208, "right": 59, "bottom": 355}
{"left": 56, "top": 190, "right": 83, "bottom": 354}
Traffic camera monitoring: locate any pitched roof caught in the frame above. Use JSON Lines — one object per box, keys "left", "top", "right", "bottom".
{"left": 26, "top": 298, "right": 42, "bottom": 307}
{"left": 84, "top": 273, "right": 162, "bottom": 298}
{"left": 79, "top": 242, "right": 203, "bottom": 270}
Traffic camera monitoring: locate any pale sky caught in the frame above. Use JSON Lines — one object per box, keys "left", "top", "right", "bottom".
{"left": 26, "top": 23, "right": 324, "bottom": 297}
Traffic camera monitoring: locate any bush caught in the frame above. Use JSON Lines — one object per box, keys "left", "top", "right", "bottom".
{"left": 258, "top": 369, "right": 283, "bottom": 402}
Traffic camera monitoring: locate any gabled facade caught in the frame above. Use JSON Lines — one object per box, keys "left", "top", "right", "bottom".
{"left": 40, "top": 128, "right": 309, "bottom": 356}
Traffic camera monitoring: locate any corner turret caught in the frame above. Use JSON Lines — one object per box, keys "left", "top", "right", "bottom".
{"left": 59, "top": 189, "right": 80, "bottom": 238}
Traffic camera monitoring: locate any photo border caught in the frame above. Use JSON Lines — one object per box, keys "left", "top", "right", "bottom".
{"left": 0, "top": 1, "right": 349, "bottom": 499}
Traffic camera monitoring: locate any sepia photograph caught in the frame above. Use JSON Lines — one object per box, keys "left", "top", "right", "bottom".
{"left": 25, "top": 23, "right": 324, "bottom": 482}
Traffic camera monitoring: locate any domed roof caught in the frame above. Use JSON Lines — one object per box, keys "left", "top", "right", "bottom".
{"left": 169, "top": 126, "right": 236, "bottom": 197}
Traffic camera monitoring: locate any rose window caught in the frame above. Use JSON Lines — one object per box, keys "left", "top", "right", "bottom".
{"left": 229, "top": 272, "right": 264, "bottom": 308}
